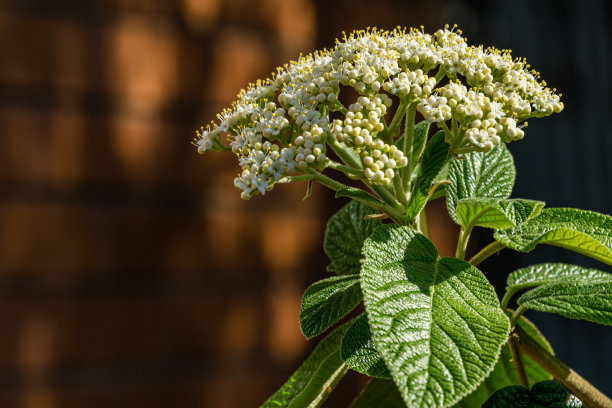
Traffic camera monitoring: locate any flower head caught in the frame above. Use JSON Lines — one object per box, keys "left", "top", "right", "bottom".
{"left": 195, "top": 25, "right": 563, "bottom": 199}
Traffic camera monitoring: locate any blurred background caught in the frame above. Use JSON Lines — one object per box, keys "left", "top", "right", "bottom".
{"left": 0, "top": 0, "right": 610, "bottom": 406}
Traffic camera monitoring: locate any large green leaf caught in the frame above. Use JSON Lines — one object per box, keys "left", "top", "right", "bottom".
{"left": 505, "top": 263, "right": 611, "bottom": 304}
{"left": 446, "top": 144, "right": 515, "bottom": 222}
{"left": 518, "top": 277, "right": 612, "bottom": 325}
{"left": 455, "top": 316, "right": 553, "bottom": 407}
{"left": 483, "top": 380, "right": 582, "bottom": 408}
{"left": 324, "top": 200, "right": 382, "bottom": 275}
{"left": 261, "top": 321, "right": 351, "bottom": 408}
{"left": 341, "top": 314, "right": 391, "bottom": 378}
{"left": 494, "top": 208, "right": 612, "bottom": 266}
{"left": 406, "top": 131, "right": 450, "bottom": 218}
{"left": 351, "top": 379, "right": 405, "bottom": 408}
{"left": 361, "top": 225, "right": 511, "bottom": 408}
{"left": 455, "top": 197, "right": 544, "bottom": 230}
{"left": 300, "top": 275, "right": 363, "bottom": 338}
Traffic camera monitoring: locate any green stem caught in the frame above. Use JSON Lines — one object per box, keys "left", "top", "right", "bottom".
{"left": 455, "top": 226, "right": 472, "bottom": 260}
{"left": 515, "top": 324, "right": 612, "bottom": 408}
{"left": 508, "top": 333, "right": 529, "bottom": 388}
{"left": 393, "top": 175, "right": 409, "bottom": 206}
{"left": 325, "top": 160, "right": 365, "bottom": 178}
{"left": 304, "top": 168, "right": 350, "bottom": 192}
{"left": 327, "top": 132, "right": 362, "bottom": 169}
{"left": 402, "top": 102, "right": 417, "bottom": 189}
{"left": 417, "top": 207, "right": 430, "bottom": 238}
{"left": 277, "top": 174, "right": 315, "bottom": 183}
{"left": 384, "top": 99, "right": 409, "bottom": 141}
{"left": 468, "top": 241, "right": 505, "bottom": 266}
{"left": 500, "top": 289, "right": 517, "bottom": 310}
{"left": 327, "top": 132, "right": 401, "bottom": 210}
{"left": 510, "top": 305, "right": 528, "bottom": 327}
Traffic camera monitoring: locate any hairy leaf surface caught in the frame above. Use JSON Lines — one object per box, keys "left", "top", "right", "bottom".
{"left": 494, "top": 208, "right": 612, "bottom": 266}
{"left": 456, "top": 197, "right": 544, "bottom": 230}
{"left": 455, "top": 317, "right": 553, "bottom": 407}
{"left": 361, "top": 225, "right": 510, "bottom": 408}
{"left": 505, "top": 263, "right": 610, "bottom": 302}
{"left": 483, "top": 380, "right": 582, "bottom": 407}
{"left": 341, "top": 314, "right": 391, "bottom": 378}
{"left": 324, "top": 200, "right": 382, "bottom": 275}
{"left": 300, "top": 275, "right": 362, "bottom": 338}
{"left": 261, "top": 322, "right": 350, "bottom": 408}
{"left": 447, "top": 144, "right": 515, "bottom": 222}
{"left": 351, "top": 379, "right": 405, "bottom": 408}
{"left": 518, "top": 278, "right": 612, "bottom": 325}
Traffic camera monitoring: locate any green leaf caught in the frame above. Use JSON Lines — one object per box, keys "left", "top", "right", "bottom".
{"left": 300, "top": 275, "right": 363, "bottom": 338}
{"left": 446, "top": 144, "right": 515, "bottom": 223}
{"left": 324, "top": 200, "right": 383, "bottom": 275}
{"left": 494, "top": 208, "right": 612, "bottom": 266}
{"left": 483, "top": 380, "right": 581, "bottom": 408}
{"left": 351, "top": 379, "right": 405, "bottom": 408}
{"left": 335, "top": 187, "right": 385, "bottom": 209}
{"left": 361, "top": 225, "right": 510, "bottom": 408}
{"left": 341, "top": 314, "right": 391, "bottom": 378}
{"left": 505, "top": 263, "right": 611, "bottom": 304}
{"left": 518, "top": 277, "right": 612, "bottom": 325}
{"left": 456, "top": 197, "right": 544, "bottom": 230}
{"left": 455, "top": 316, "right": 553, "bottom": 407}
{"left": 406, "top": 131, "right": 450, "bottom": 218}
{"left": 261, "top": 321, "right": 350, "bottom": 408}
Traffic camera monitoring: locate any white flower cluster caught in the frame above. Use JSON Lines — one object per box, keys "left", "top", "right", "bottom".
{"left": 195, "top": 26, "right": 563, "bottom": 198}
{"left": 331, "top": 96, "right": 408, "bottom": 184}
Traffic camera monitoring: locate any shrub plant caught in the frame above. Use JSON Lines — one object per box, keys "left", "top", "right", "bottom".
{"left": 195, "top": 26, "right": 612, "bottom": 407}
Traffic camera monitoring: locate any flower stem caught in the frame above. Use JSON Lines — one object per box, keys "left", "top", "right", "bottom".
{"left": 325, "top": 160, "right": 365, "bottom": 178}
{"left": 515, "top": 324, "right": 612, "bottom": 408}
{"left": 468, "top": 241, "right": 505, "bottom": 266}
{"left": 508, "top": 333, "right": 529, "bottom": 388}
{"left": 402, "top": 102, "right": 417, "bottom": 190}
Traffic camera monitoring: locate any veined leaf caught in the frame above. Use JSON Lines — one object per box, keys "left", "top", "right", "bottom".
{"left": 361, "top": 225, "right": 510, "bottom": 408}
{"left": 447, "top": 144, "right": 515, "bottom": 223}
{"left": 300, "top": 275, "right": 362, "bottom": 339}
{"left": 505, "top": 263, "right": 611, "bottom": 303}
{"left": 351, "top": 379, "right": 405, "bottom": 408}
{"left": 456, "top": 197, "right": 544, "bottom": 230}
{"left": 261, "top": 321, "right": 351, "bottom": 408}
{"left": 494, "top": 208, "right": 612, "bottom": 266}
{"left": 341, "top": 314, "right": 391, "bottom": 378}
{"left": 518, "top": 277, "right": 612, "bottom": 326}
{"left": 483, "top": 380, "right": 582, "bottom": 407}
{"left": 455, "top": 316, "right": 553, "bottom": 407}
{"left": 324, "top": 200, "right": 382, "bottom": 275}
{"left": 406, "top": 131, "right": 450, "bottom": 218}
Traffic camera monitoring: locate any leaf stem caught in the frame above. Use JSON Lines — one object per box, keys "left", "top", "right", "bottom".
{"left": 510, "top": 305, "right": 528, "bottom": 327}
{"left": 455, "top": 226, "right": 472, "bottom": 260}
{"left": 515, "top": 324, "right": 612, "bottom": 408}
{"left": 417, "top": 207, "right": 430, "bottom": 238}
{"left": 468, "top": 241, "right": 506, "bottom": 266}
{"left": 508, "top": 333, "right": 529, "bottom": 388}
{"left": 402, "top": 102, "right": 418, "bottom": 189}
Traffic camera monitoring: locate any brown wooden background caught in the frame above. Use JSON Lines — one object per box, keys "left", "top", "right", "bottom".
{"left": 1, "top": 0, "right": 609, "bottom": 406}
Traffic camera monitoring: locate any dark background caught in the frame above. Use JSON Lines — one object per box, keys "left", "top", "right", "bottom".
{"left": 0, "top": 0, "right": 610, "bottom": 406}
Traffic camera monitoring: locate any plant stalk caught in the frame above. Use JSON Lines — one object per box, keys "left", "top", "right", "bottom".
{"left": 508, "top": 333, "right": 529, "bottom": 388}
{"left": 515, "top": 324, "right": 612, "bottom": 408}
{"left": 468, "top": 241, "right": 505, "bottom": 266}
{"left": 402, "top": 102, "right": 418, "bottom": 190}
{"left": 455, "top": 226, "right": 472, "bottom": 260}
